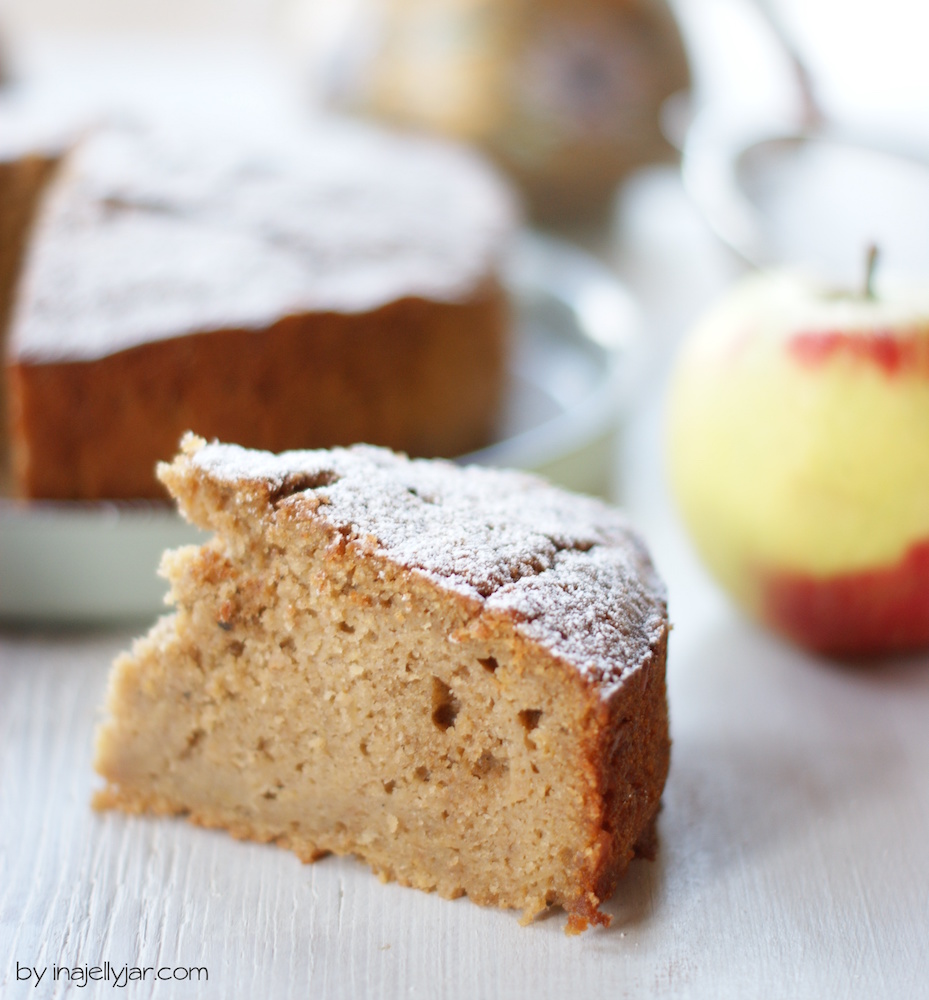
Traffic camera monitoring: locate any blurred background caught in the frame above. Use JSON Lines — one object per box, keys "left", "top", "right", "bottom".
{"left": 2, "top": 0, "right": 929, "bottom": 577}
{"left": 3, "top": 0, "right": 928, "bottom": 274}
{"left": 3, "top": 0, "right": 928, "bottom": 285}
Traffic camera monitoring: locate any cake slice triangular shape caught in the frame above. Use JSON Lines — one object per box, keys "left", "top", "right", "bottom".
{"left": 94, "top": 434, "right": 670, "bottom": 932}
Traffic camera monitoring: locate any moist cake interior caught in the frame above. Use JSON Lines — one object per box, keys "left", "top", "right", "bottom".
{"left": 95, "top": 437, "right": 670, "bottom": 932}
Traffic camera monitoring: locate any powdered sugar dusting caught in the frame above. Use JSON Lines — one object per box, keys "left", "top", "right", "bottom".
{"left": 189, "top": 441, "right": 667, "bottom": 697}
{"left": 11, "top": 117, "right": 516, "bottom": 362}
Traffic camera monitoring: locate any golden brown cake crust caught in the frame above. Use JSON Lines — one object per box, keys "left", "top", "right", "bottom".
{"left": 9, "top": 286, "right": 507, "bottom": 499}
{"left": 0, "top": 154, "right": 61, "bottom": 489}
{"left": 95, "top": 436, "right": 670, "bottom": 932}
{"left": 0, "top": 93, "right": 98, "bottom": 487}
{"left": 7, "top": 120, "right": 516, "bottom": 499}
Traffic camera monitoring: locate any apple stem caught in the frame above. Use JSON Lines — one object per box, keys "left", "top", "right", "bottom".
{"left": 863, "top": 244, "right": 879, "bottom": 299}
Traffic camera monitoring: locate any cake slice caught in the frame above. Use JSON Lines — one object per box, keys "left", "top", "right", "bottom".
{"left": 94, "top": 435, "right": 670, "bottom": 933}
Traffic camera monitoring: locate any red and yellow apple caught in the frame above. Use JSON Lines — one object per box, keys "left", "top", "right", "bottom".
{"left": 666, "top": 269, "right": 929, "bottom": 656}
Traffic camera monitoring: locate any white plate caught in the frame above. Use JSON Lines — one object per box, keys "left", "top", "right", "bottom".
{"left": 0, "top": 232, "right": 640, "bottom": 624}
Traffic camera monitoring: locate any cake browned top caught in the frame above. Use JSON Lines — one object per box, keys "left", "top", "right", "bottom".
{"left": 167, "top": 436, "right": 668, "bottom": 699}
{"left": 10, "top": 117, "right": 516, "bottom": 363}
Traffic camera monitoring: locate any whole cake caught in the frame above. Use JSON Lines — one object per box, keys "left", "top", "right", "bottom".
{"left": 94, "top": 435, "right": 670, "bottom": 933}
{"left": 6, "top": 119, "right": 515, "bottom": 499}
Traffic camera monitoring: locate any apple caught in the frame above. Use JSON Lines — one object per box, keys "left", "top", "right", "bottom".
{"left": 666, "top": 266, "right": 929, "bottom": 657}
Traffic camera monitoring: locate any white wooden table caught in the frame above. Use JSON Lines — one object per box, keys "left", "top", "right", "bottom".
{"left": 4, "top": 488, "right": 929, "bottom": 999}
{"left": 3, "top": 17, "right": 929, "bottom": 1000}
